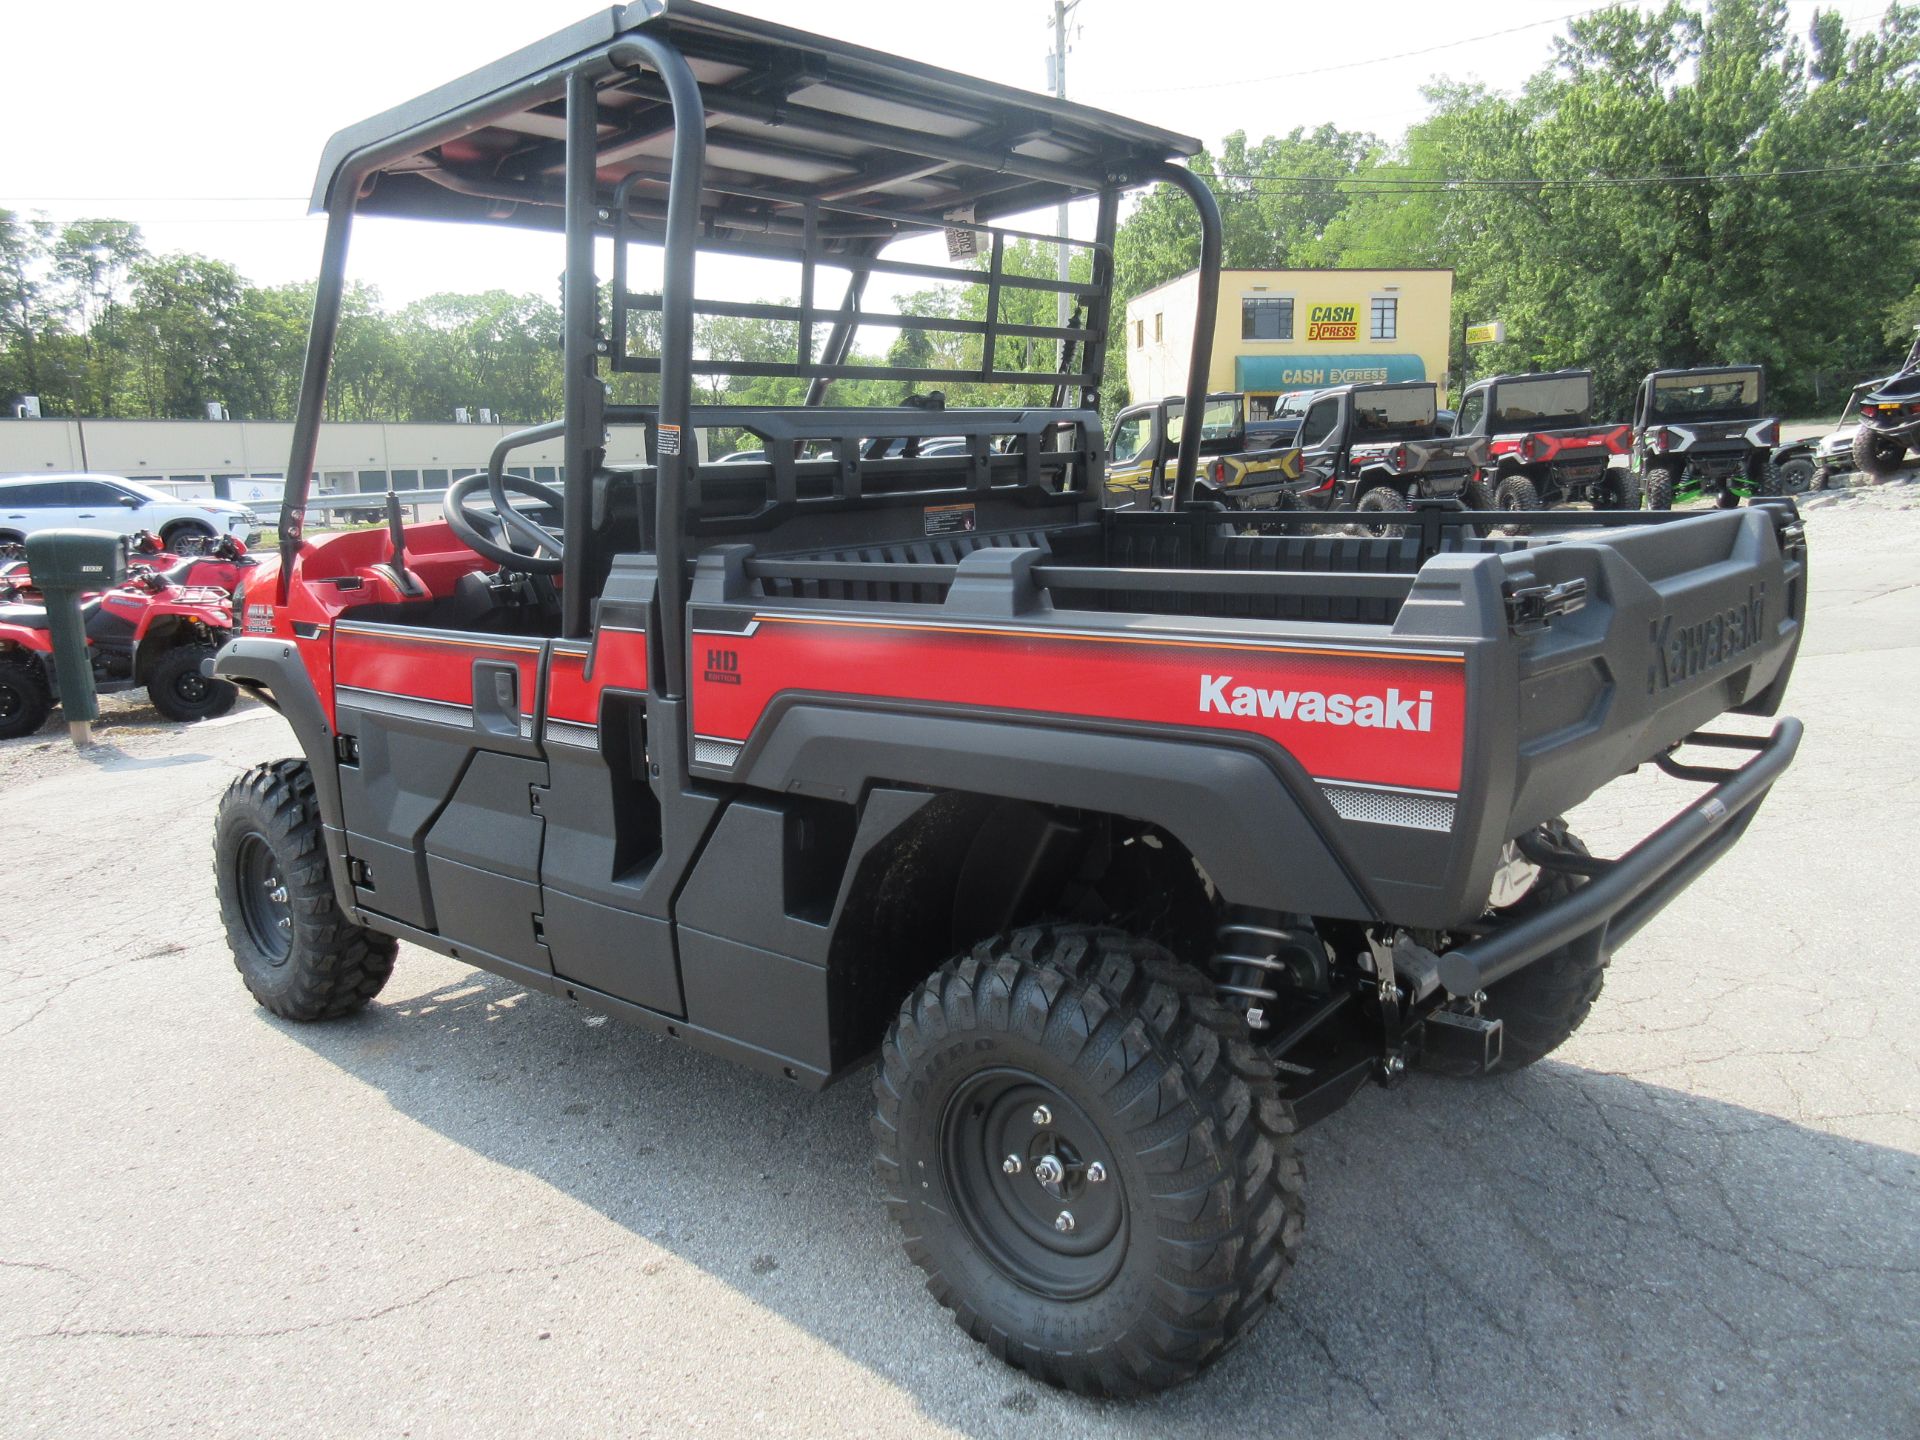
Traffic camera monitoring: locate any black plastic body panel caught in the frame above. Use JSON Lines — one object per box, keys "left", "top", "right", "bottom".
{"left": 734, "top": 704, "right": 1375, "bottom": 921}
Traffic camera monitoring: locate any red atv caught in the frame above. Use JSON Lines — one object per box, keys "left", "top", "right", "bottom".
{"left": 0, "top": 530, "right": 252, "bottom": 603}
{"left": 0, "top": 540, "right": 254, "bottom": 738}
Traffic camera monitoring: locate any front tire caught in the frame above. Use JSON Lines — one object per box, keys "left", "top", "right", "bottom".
{"left": 214, "top": 760, "right": 397, "bottom": 1021}
{"left": 1769, "top": 456, "right": 1814, "bottom": 495}
{"left": 147, "top": 642, "right": 237, "bottom": 722}
{"left": 0, "top": 651, "right": 52, "bottom": 739}
{"left": 1851, "top": 425, "right": 1906, "bottom": 481}
{"left": 875, "top": 926, "right": 1304, "bottom": 1395}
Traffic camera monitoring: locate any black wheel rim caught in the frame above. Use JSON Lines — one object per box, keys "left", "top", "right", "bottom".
{"left": 0, "top": 681, "right": 19, "bottom": 723}
{"left": 235, "top": 832, "right": 293, "bottom": 963}
{"left": 173, "top": 668, "right": 211, "bottom": 705}
{"left": 940, "top": 1068, "right": 1128, "bottom": 1301}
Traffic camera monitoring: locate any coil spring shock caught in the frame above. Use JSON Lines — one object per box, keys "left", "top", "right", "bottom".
{"left": 1211, "top": 910, "right": 1316, "bottom": 1029}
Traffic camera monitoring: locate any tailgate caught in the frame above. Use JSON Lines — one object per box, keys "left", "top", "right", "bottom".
{"left": 1407, "top": 506, "right": 1805, "bottom": 921}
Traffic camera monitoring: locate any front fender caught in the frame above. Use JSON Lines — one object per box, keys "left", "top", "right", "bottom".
{"left": 213, "top": 636, "right": 344, "bottom": 833}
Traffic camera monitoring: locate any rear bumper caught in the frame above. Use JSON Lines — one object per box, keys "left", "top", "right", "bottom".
{"left": 1436, "top": 718, "right": 1801, "bottom": 996}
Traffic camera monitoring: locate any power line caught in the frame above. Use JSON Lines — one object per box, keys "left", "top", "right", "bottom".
{"left": 2, "top": 196, "right": 307, "bottom": 205}
{"left": 1193, "top": 156, "right": 1920, "bottom": 193}
{"left": 1086, "top": 8, "right": 1607, "bottom": 96}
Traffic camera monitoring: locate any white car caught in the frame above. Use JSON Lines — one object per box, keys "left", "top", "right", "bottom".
{"left": 0, "top": 473, "right": 260, "bottom": 548}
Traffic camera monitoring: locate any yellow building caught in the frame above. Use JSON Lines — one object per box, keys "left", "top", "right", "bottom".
{"left": 1124, "top": 268, "right": 1455, "bottom": 419}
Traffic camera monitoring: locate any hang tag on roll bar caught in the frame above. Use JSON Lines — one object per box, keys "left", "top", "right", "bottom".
{"left": 944, "top": 205, "right": 980, "bottom": 262}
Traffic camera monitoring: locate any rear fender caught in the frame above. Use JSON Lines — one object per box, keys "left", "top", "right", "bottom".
{"left": 733, "top": 703, "right": 1375, "bottom": 920}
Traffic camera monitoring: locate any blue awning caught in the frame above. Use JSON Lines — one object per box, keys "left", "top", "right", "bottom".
{"left": 1236, "top": 353, "right": 1427, "bottom": 392}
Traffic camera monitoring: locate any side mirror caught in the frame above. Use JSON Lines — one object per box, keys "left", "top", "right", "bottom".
{"left": 119, "top": 495, "right": 143, "bottom": 508}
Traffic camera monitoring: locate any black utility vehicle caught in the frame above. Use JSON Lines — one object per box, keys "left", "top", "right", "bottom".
{"left": 1104, "top": 391, "right": 1301, "bottom": 511}
{"left": 1287, "top": 380, "right": 1483, "bottom": 527}
{"left": 1451, "top": 369, "right": 1638, "bottom": 513}
{"left": 1631, "top": 366, "right": 1782, "bottom": 509}
{"left": 208, "top": 2, "right": 1806, "bottom": 1397}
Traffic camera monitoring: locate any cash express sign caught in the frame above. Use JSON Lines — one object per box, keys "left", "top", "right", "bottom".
{"left": 1306, "top": 303, "right": 1360, "bottom": 343}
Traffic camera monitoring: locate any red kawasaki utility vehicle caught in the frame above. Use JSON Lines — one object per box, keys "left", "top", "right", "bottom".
{"left": 0, "top": 538, "right": 250, "bottom": 737}
{"left": 209, "top": 1, "right": 1805, "bottom": 1396}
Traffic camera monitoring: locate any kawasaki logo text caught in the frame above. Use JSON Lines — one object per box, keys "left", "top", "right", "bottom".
{"left": 1199, "top": 675, "right": 1433, "bottom": 730}
{"left": 1648, "top": 585, "right": 1766, "bottom": 693}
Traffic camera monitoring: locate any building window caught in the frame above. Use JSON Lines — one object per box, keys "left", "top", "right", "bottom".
{"left": 1370, "top": 297, "right": 1398, "bottom": 341}
{"left": 1154, "top": 312, "right": 1163, "bottom": 341}
{"left": 423, "top": 468, "right": 450, "bottom": 488}
{"left": 1134, "top": 319, "right": 1144, "bottom": 348}
{"left": 357, "top": 470, "right": 388, "bottom": 493}
{"left": 1241, "top": 297, "right": 1293, "bottom": 341}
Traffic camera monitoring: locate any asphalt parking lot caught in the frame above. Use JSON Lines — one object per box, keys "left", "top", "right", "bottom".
{"left": 3, "top": 485, "right": 1917, "bottom": 1439}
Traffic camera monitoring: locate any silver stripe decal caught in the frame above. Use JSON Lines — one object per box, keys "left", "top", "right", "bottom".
{"left": 334, "top": 621, "right": 545, "bottom": 654}
{"left": 544, "top": 718, "right": 601, "bottom": 749}
{"left": 1320, "top": 783, "right": 1456, "bottom": 833}
{"left": 691, "top": 735, "right": 744, "bottom": 767}
{"left": 691, "top": 611, "right": 1459, "bottom": 662}
{"left": 335, "top": 686, "right": 475, "bottom": 726}
{"left": 1312, "top": 776, "right": 1458, "bottom": 800}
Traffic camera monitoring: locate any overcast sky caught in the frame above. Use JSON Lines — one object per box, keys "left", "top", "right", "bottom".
{"left": 1, "top": 0, "right": 1881, "bottom": 308}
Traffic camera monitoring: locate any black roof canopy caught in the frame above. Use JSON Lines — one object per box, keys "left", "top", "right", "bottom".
{"left": 314, "top": 0, "right": 1202, "bottom": 248}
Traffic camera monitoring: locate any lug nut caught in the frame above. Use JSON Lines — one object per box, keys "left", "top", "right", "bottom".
{"left": 1086, "top": 1162, "right": 1106, "bottom": 1184}
{"left": 1031, "top": 1105, "right": 1052, "bottom": 1126}
{"left": 1054, "top": 1211, "right": 1075, "bottom": 1233}
{"left": 1001, "top": 1155, "right": 1021, "bottom": 1175}
{"left": 1034, "top": 1155, "right": 1064, "bottom": 1185}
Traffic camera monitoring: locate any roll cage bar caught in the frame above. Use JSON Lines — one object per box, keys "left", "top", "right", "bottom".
{"left": 276, "top": 0, "right": 1222, "bottom": 675}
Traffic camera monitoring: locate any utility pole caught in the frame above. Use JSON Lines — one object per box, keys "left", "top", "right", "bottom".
{"left": 1049, "top": 0, "right": 1080, "bottom": 338}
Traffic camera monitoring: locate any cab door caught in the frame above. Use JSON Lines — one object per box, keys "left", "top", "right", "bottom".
{"left": 1294, "top": 394, "right": 1347, "bottom": 500}
{"left": 1102, "top": 405, "right": 1159, "bottom": 509}
{"left": 530, "top": 555, "right": 684, "bottom": 1017}
{"left": 330, "top": 618, "right": 552, "bottom": 974}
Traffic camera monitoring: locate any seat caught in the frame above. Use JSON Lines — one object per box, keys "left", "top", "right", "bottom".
{"left": 0, "top": 603, "right": 51, "bottom": 630}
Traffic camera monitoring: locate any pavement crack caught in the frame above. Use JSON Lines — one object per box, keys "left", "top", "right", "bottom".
{"left": 31, "top": 1242, "right": 625, "bottom": 1343}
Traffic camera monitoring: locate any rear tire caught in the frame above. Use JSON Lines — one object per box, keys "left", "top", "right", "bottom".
{"left": 875, "top": 925, "right": 1304, "bottom": 1395}
{"left": 147, "top": 642, "right": 236, "bottom": 722}
{"left": 160, "top": 519, "right": 218, "bottom": 548}
{"left": 1493, "top": 473, "right": 1542, "bottom": 534}
{"left": 1424, "top": 823, "right": 1606, "bottom": 1076}
{"left": 1595, "top": 468, "right": 1642, "bottom": 511}
{"left": 1352, "top": 483, "right": 1411, "bottom": 537}
{"left": 1644, "top": 463, "right": 1681, "bottom": 511}
{"left": 0, "top": 651, "right": 52, "bottom": 740}
{"left": 1851, "top": 425, "right": 1906, "bottom": 481}
{"left": 214, "top": 759, "right": 397, "bottom": 1021}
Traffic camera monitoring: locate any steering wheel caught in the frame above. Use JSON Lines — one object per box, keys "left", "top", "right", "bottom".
{"left": 443, "top": 471, "right": 567, "bottom": 575}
